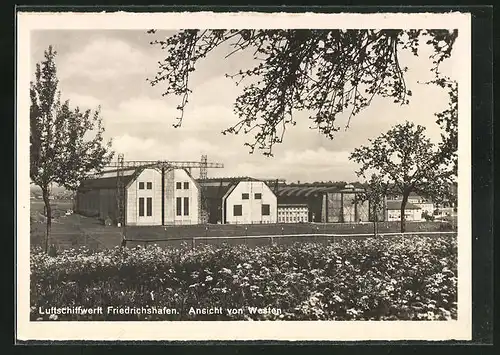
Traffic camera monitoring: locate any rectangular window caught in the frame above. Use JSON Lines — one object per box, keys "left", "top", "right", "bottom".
{"left": 233, "top": 205, "right": 242, "bottom": 216}
{"left": 176, "top": 197, "right": 182, "bottom": 216}
{"left": 139, "top": 182, "right": 145, "bottom": 190}
{"left": 242, "top": 193, "right": 249, "bottom": 200}
{"left": 176, "top": 182, "right": 182, "bottom": 189}
{"left": 183, "top": 197, "right": 189, "bottom": 216}
{"left": 254, "top": 193, "right": 262, "bottom": 199}
{"left": 147, "top": 182, "right": 152, "bottom": 190}
{"left": 146, "top": 197, "right": 153, "bottom": 216}
{"left": 138, "top": 197, "right": 145, "bottom": 217}
{"left": 184, "top": 182, "right": 189, "bottom": 189}
{"left": 262, "top": 204, "right": 270, "bottom": 216}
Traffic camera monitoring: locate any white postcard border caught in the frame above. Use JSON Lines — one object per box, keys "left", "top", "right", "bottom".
{"left": 16, "top": 11, "right": 472, "bottom": 342}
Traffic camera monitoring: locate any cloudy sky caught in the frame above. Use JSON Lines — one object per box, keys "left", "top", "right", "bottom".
{"left": 30, "top": 29, "right": 458, "bottom": 183}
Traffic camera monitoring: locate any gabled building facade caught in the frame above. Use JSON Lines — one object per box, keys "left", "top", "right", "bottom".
{"left": 76, "top": 167, "right": 201, "bottom": 226}
{"left": 198, "top": 177, "right": 278, "bottom": 224}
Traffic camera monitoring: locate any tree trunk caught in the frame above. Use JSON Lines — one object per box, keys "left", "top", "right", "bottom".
{"left": 42, "top": 186, "right": 52, "bottom": 253}
{"left": 400, "top": 192, "right": 409, "bottom": 233}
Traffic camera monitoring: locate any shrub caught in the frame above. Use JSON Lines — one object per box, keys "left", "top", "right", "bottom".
{"left": 422, "top": 211, "right": 435, "bottom": 221}
{"left": 30, "top": 236, "right": 457, "bottom": 321}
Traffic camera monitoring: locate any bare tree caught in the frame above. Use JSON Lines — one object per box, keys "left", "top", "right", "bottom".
{"left": 30, "top": 46, "right": 114, "bottom": 253}
{"left": 147, "top": 29, "right": 457, "bottom": 155}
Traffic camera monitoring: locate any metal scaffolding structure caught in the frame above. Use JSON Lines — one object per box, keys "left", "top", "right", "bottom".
{"left": 199, "top": 155, "right": 209, "bottom": 223}
{"left": 200, "top": 155, "right": 208, "bottom": 179}
{"left": 106, "top": 159, "right": 224, "bottom": 170}
{"left": 116, "top": 153, "right": 125, "bottom": 228}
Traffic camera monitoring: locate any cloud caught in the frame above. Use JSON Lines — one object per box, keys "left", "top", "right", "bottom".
{"left": 106, "top": 97, "right": 178, "bottom": 124}
{"left": 211, "top": 147, "right": 359, "bottom": 183}
{"left": 59, "top": 37, "right": 151, "bottom": 80}
{"left": 65, "top": 93, "right": 102, "bottom": 110}
{"left": 103, "top": 96, "right": 238, "bottom": 131}
{"left": 182, "top": 105, "right": 238, "bottom": 131}
{"left": 112, "top": 134, "right": 237, "bottom": 163}
{"left": 282, "top": 148, "right": 352, "bottom": 166}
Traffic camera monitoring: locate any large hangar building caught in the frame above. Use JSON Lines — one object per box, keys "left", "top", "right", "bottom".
{"left": 197, "top": 177, "right": 278, "bottom": 224}
{"left": 276, "top": 184, "right": 383, "bottom": 223}
{"left": 76, "top": 167, "right": 201, "bottom": 226}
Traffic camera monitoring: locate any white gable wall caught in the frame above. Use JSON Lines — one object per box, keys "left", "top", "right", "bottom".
{"left": 164, "top": 168, "right": 200, "bottom": 225}
{"left": 224, "top": 181, "right": 277, "bottom": 224}
{"left": 126, "top": 168, "right": 162, "bottom": 226}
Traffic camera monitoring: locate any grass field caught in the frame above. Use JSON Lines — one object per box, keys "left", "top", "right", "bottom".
{"left": 29, "top": 200, "right": 456, "bottom": 251}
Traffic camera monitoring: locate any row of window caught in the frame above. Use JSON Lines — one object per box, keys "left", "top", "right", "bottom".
{"left": 176, "top": 197, "right": 190, "bottom": 216}
{"left": 233, "top": 204, "right": 270, "bottom": 216}
{"left": 242, "top": 193, "right": 261, "bottom": 200}
{"left": 138, "top": 182, "right": 153, "bottom": 190}
{"left": 388, "top": 214, "right": 414, "bottom": 219}
{"left": 278, "top": 216, "right": 307, "bottom": 222}
{"left": 138, "top": 197, "right": 153, "bottom": 217}
{"left": 139, "top": 182, "right": 190, "bottom": 190}
{"left": 279, "top": 210, "right": 308, "bottom": 215}
{"left": 278, "top": 208, "right": 307, "bottom": 213}
{"left": 138, "top": 197, "right": 191, "bottom": 217}
{"left": 176, "top": 182, "right": 190, "bottom": 190}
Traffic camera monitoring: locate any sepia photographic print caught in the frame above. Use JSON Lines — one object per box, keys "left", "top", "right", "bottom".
{"left": 17, "top": 11, "right": 472, "bottom": 341}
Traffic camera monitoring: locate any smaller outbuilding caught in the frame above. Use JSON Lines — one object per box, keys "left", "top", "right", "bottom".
{"left": 390, "top": 192, "right": 434, "bottom": 215}
{"left": 385, "top": 200, "right": 422, "bottom": 222}
{"left": 277, "top": 204, "right": 309, "bottom": 223}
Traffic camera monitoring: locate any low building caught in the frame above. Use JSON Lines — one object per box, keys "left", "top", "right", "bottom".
{"left": 276, "top": 183, "right": 375, "bottom": 223}
{"left": 408, "top": 194, "right": 434, "bottom": 215}
{"left": 433, "top": 207, "right": 456, "bottom": 219}
{"left": 389, "top": 192, "right": 434, "bottom": 215}
{"left": 198, "top": 177, "right": 277, "bottom": 224}
{"left": 386, "top": 200, "right": 422, "bottom": 221}
{"left": 278, "top": 204, "right": 309, "bottom": 223}
{"left": 76, "top": 167, "right": 201, "bottom": 226}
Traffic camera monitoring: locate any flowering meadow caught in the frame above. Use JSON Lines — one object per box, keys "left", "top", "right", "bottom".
{"left": 30, "top": 236, "right": 457, "bottom": 321}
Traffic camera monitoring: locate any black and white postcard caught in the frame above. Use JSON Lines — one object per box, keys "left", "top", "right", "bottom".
{"left": 17, "top": 11, "right": 472, "bottom": 341}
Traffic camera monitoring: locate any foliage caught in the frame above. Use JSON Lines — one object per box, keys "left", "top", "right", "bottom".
{"left": 354, "top": 174, "right": 389, "bottom": 225}
{"left": 30, "top": 46, "right": 114, "bottom": 252}
{"left": 31, "top": 236, "right": 457, "bottom": 321}
{"left": 147, "top": 29, "right": 457, "bottom": 156}
{"left": 422, "top": 211, "right": 435, "bottom": 222}
{"left": 349, "top": 121, "right": 456, "bottom": 232}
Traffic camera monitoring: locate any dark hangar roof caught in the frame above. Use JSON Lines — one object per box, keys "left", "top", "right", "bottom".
{"left": 276, "top": 185, "right": 361, "bottom": 198}
{"left": 199, "top": 183, "right": 235, "bottom": 199}
{"left": 78, "top": 175, "right": 136, "bottom": 190}
{"left": 197, "top": 177, "right": 260, "bottom": 199}
{"left": 79, "top": 167, "right": 197, "bottom": 191}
